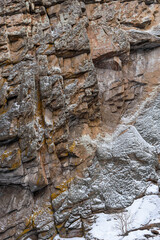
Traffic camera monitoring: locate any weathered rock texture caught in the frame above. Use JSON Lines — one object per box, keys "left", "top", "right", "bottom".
{"left": 0, "top": 0, "right": 160, "bottom": 239}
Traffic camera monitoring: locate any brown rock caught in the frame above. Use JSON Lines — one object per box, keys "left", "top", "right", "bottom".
{"left": 0, "top": 0, "right": 160, "bottom": 239}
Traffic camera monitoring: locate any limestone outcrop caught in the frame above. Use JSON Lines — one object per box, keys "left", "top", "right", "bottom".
{"left": 0, "top": 0, "right": 160, "bottom": 239}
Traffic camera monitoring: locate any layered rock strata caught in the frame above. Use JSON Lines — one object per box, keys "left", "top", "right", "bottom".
{"left": 0, "top": 0, "right": 160, "bottom": 239}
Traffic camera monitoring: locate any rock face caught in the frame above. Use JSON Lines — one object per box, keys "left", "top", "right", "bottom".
{"left": 0, "top": 0, "right": 160, "bottom": 239}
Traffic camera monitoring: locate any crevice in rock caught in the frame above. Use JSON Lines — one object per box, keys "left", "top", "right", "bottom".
{"left": 0, "top": 136, "right": 19, "bottom": 147}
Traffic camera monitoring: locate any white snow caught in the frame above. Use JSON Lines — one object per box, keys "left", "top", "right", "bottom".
{"left": 88, "top": 194, "right": 160, "bottom": 240}
{"left": 123, "top": 229, "right": 154, "bottom": 240}
{"left": 54, "top": 193, "right": 160, "bottom": 240}
{"left": 54, "top": 235, "right": 85, "bottom": 240}
{"left": 127, "top": 195, "right": 160, "bottom": 229}
{"left": 89, "top": 212, "right": 122, "bottom": 240}
{"left": 145, "top": 183, "right": 159, "bottom": 195}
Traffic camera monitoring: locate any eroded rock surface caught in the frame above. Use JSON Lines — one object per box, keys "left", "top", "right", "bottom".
{"left": 0, "top": 0, "right": 160, "bottom": 239}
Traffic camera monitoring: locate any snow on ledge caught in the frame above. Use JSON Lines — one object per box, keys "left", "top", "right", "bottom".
{"left": 54, "top": 235, "right": 85, "bottom": 240}
{"left": 54, "top": 194, "right": 160, "bottom": 240}
{"left": 88, "top": 195, "right": 160, "bottom": 240}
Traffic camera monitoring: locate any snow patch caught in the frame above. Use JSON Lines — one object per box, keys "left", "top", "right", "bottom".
{"left": 145, "top": 183, "right": 159, "bottom": 195}
{"left": 54, "top": 235, "right": 85, "bottom": 240}
{"left": 88, "top": 195, "right": 160, "bottom": 240}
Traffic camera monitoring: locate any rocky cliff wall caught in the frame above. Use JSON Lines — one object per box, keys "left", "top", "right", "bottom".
{"left": 0, "top": 0, "right": 160, "bottom": 239}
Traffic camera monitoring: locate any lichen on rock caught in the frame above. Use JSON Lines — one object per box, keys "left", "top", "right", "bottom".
{"left": 0, "top": 0, "right": 160, "bottom": 239}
